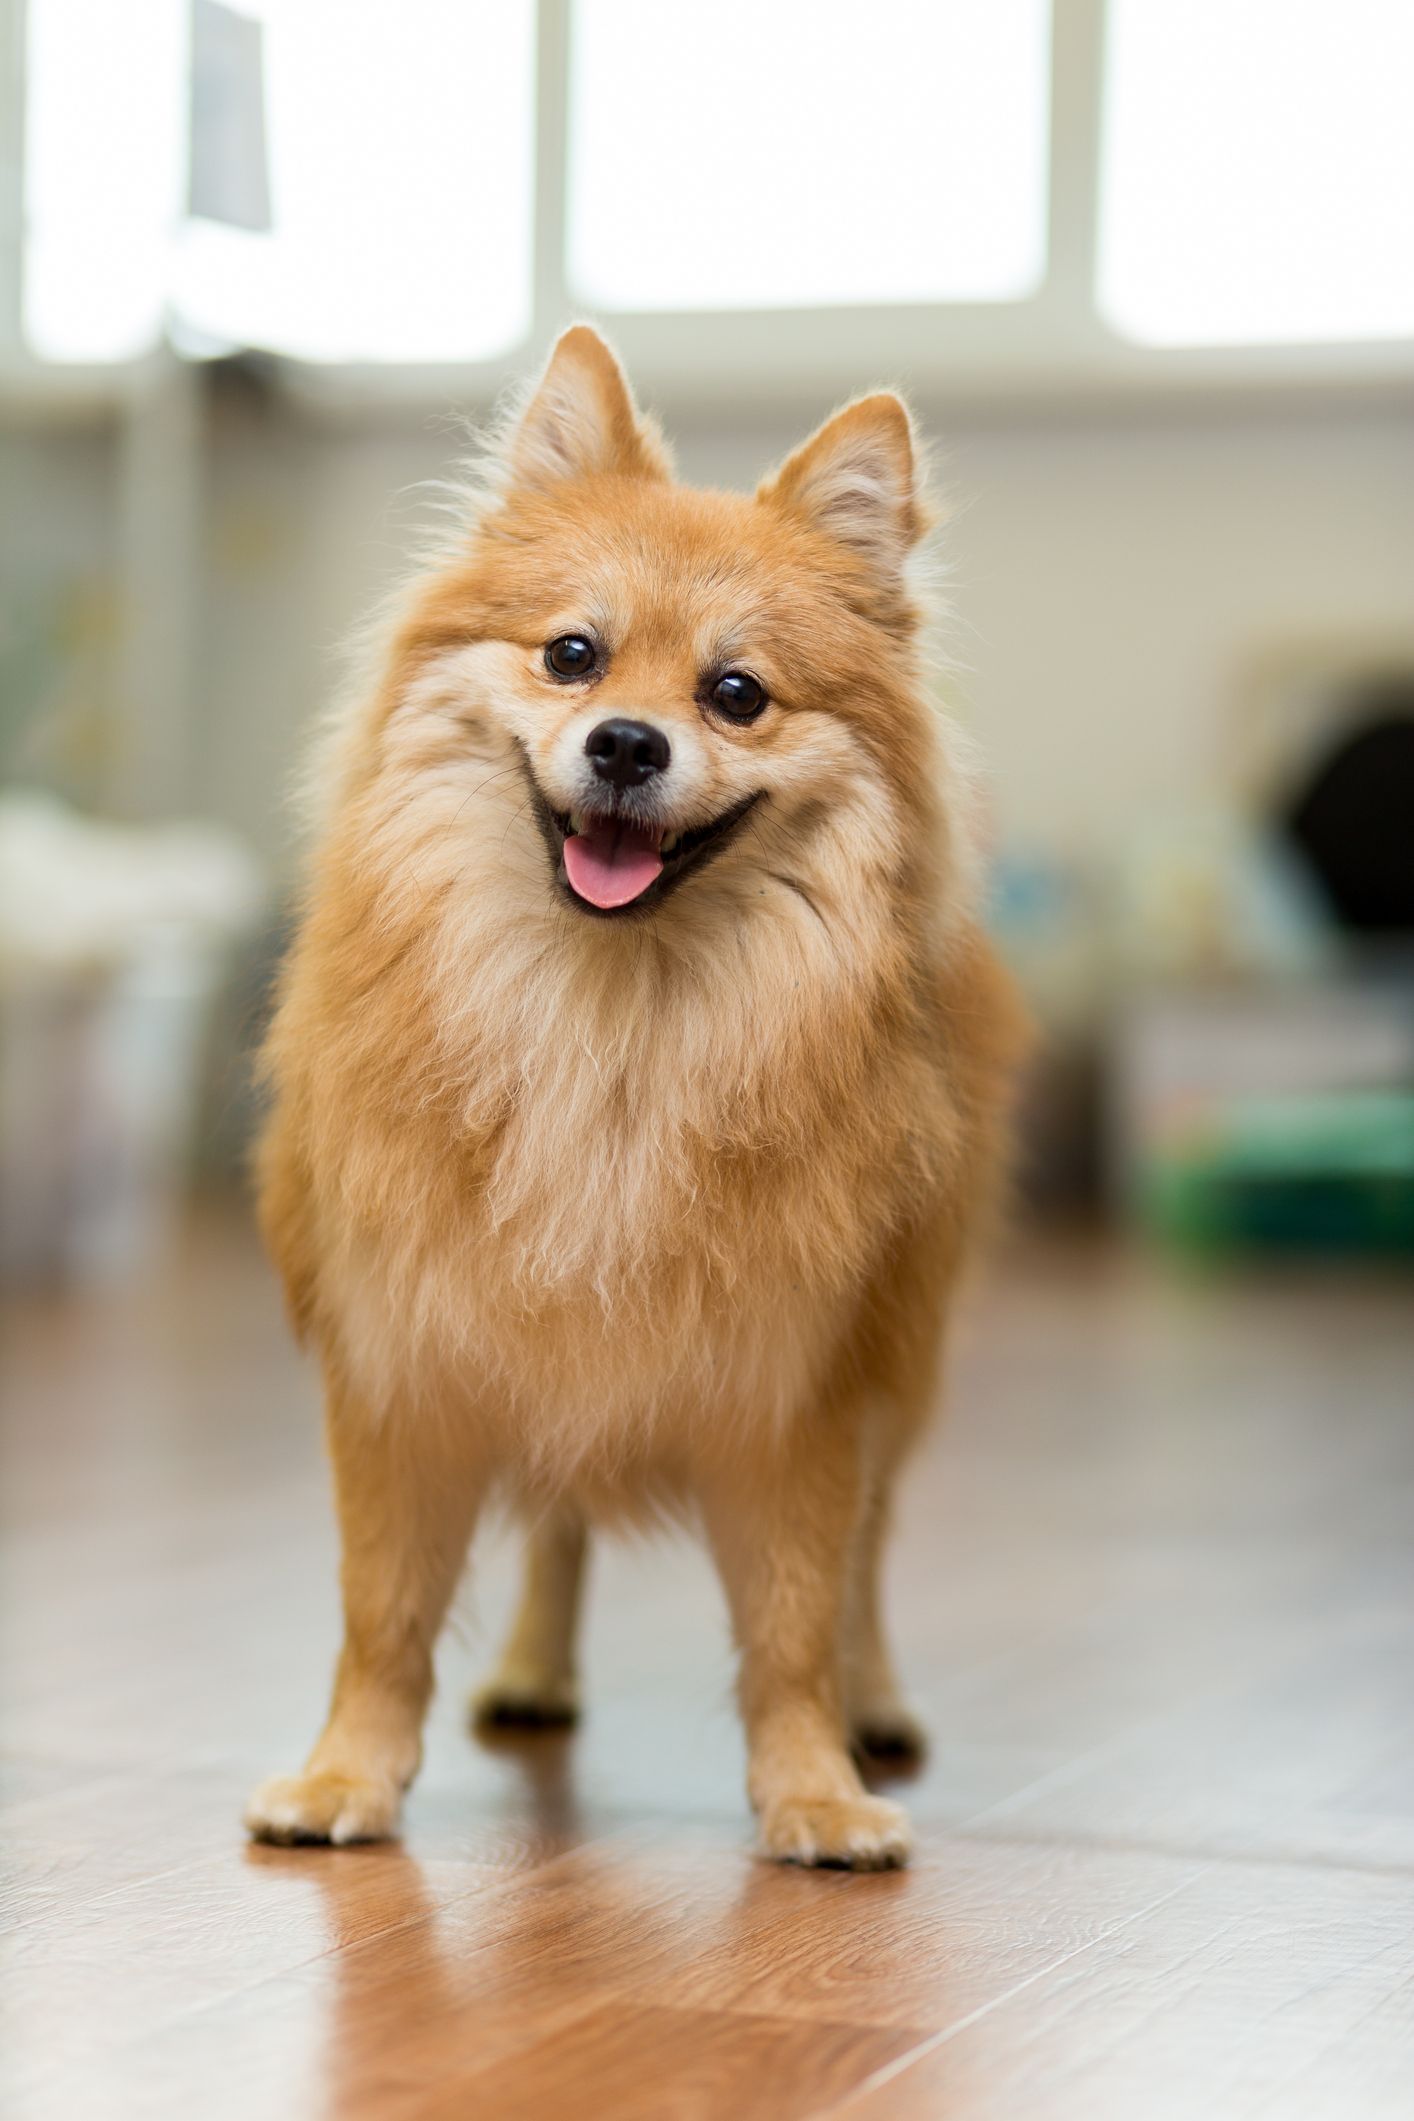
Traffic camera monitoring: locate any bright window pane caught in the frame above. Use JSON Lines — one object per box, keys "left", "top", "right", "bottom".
{"left": 24, "top": 0, "right": 187, "bottom": 361}
{"left": 23, "top": 0, "right": 535, "bottom": 367}
{"left": 175, "top": 0, "right": 536, "bottom": 363}
{"left": 567, "top": 0, "right": 1050, "bottom": 311}
{"left": 1099, "top": 0, "right": 1414, "bottom": 346}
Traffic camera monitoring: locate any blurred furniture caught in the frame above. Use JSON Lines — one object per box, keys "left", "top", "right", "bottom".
{"left": 0, "top": 794, "right": 260, "bottom": 1283}
{"left": 1109, "top": 982, "right": 1414, "bottom": 1255}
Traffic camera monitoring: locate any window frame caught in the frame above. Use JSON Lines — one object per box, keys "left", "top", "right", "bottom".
{"left": 2, "top": 0, "right": 1412, "bottom": 418}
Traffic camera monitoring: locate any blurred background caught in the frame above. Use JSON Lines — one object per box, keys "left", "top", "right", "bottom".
{"left": 2, "top": 0, "right": 1412, "bottom": 1281}
{"left": 5, "top": 18, "right": 1413, "bottom": 2108}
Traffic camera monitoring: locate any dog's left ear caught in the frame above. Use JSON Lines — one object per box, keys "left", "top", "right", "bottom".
{"left": 505, "top": 325, "right": 672, "bottom": 491}
{"left": 758, "top": 394, "right": 924, "bottom": 593}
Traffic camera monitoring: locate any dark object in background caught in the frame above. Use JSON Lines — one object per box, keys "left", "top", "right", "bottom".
{"left": 1013, "top": 1038, "right": 1105, "bottom": 1220}
{"left": 1120, "top": 669, "right": 1414, "bottom": 1259}
{"left": 1282, "top": 677, "right": 1414, "bottom": 935}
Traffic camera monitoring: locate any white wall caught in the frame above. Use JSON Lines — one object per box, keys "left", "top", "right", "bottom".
{"left": 0, "top": 423, "right": 118, "bottom": 801}
{"left": 936, "top": 405, "right": 1414, "bottom": 854}
{"left": 5, "top": 388, "right": 1413, "bottom": 878}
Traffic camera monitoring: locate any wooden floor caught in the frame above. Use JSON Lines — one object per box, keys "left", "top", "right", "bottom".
{"left": 2, "top": 1214, "right": 1412, "bottom": 2120}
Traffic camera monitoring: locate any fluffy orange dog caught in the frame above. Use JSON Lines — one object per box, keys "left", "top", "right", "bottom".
{"left": 246, "top": 327, "right": 1022, "bottom": 1868}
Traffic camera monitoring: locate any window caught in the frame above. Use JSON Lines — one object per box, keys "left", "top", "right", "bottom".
{"left": 22, "top": 0, "right": 536, "bottom": 365}
{"left": 16, "top": 0, "right": 1414, "bottom": 384}
{"left": 174, "top": 0, "right": 535, "bottom": 363}
{"left": 23, "top": 0, "right": 187, "bottom": 362}
{"left": 1099, "top": 0, "right": 1414, "bottom": 347}
{"left": 566, "top": 0, "right": 1051, "bottom": 312}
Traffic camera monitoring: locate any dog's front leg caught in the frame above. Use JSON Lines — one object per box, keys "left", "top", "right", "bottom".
{"left": 701, "top": 1418, "right": 912, "bottom": 1870}
{"left": 246, "top": 1369, "right": 484, "bottom": 1845}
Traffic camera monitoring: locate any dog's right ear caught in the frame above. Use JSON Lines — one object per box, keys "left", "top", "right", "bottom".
{"left": 758, "top": 394, "right": 924, "bottom": 591}
{"left": 505, "top": 326, "right": 672, "bottom": 491}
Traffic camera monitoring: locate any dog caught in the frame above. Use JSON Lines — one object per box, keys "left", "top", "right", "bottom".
{"left": 244, "top": 326, "right": 1024, "bottom": 1869}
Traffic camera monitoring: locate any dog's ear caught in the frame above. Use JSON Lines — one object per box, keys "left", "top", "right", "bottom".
{"left": 505, "top": 326, "right": 672, "bottom": 490}
{"left": 758, "top": 394, "right": 924, "bottom": 589}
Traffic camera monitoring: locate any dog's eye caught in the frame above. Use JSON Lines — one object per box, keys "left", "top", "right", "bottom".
{"left": 710, "top": 671, "right": 767, "bottom": 722}
{"left": 545, "top": 634, "right": 598, "bottom": 680}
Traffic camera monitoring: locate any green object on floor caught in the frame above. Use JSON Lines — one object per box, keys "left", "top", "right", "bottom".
{"left": 1143, "top": 1090, "right": 1414, "bottom": 1254}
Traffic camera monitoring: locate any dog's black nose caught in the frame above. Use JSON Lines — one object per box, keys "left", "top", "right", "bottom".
{"left": 584, "top": 718, "right": 671, "bottom": 790}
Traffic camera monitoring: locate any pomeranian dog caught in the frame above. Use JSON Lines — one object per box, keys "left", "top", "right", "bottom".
{"left": 245, "top": 326, "right": 1023, "bottom": 1869}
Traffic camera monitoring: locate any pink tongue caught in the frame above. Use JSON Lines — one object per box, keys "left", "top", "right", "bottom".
{"left": 563, "top": 819, "right": 664, "bottom": 909}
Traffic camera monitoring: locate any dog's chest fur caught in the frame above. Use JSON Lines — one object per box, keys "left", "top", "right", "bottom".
{"left": 280, "top": 878, "right": 943, "bottom": 1481}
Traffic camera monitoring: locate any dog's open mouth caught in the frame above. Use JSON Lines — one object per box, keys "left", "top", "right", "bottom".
{"left": 515, "top": 750, "right": 763, "bottom": 916}
{"left": 563, "top": 813, "right": 669, "bottom": 910}
{"left": 553, "top": 796, "right": 762, "bottom": 914}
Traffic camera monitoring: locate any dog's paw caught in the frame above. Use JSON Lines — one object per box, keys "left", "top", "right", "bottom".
{"left": 759, "top": 1794, "right": 912, "bottom": 1871}
{"left": 470, "top": 1668, "right": 580, "bottom": 1731}
{"left": 850, "top": 1699, "right": 930, "bottom": 1764}
{"left": 244, "top": 1770, "right": 401, "bottom": 1846}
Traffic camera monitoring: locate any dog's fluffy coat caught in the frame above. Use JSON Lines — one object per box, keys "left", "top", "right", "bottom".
{"left": 246, "top": 328, "right": 1024, "bottom": 1867}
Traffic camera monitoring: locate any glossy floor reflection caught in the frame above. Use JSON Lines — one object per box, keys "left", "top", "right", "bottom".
{"left": 2, "top": 1215, "right": 1412, "bottom": 2118}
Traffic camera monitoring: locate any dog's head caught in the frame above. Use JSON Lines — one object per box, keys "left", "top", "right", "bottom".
{"left": 365, "top": 327, "right": 967, "bottom": 941}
